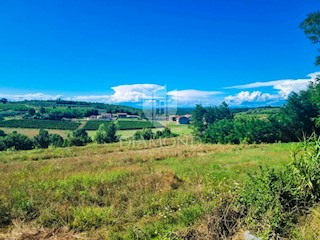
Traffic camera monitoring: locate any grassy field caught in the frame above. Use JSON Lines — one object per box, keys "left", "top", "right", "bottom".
{"left": 0, "top": 122, "right": 191, "bottom": 141}
{"left": 0, "top": 139, "right": 300, "bottom": 239}
{"left": 1, "top": 127, "right": 70, "bottom": 139}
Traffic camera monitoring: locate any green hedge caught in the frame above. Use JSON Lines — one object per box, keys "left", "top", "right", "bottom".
{"left": 0, "top": 119, "right": 80, "bottom": 130}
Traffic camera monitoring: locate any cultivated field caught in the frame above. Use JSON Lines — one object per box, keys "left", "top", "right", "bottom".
{"left": 0, "top": 139, "right": 298, "bottom": 239}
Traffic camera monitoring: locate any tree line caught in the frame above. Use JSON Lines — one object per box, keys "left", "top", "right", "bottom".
{"left": 0, "top": 123, "right": 179, "bottom": 151}
{"left": 192, "top": 79, "right": 320, "bottom": 144}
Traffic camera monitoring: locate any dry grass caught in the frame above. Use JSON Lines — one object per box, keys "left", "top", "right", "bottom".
{"left": 0, "top": 128, "right": 69, "bottom": 139}
{"left": 0, "top": 139, "right": 293, "bottom": 239}
{"left": 293, "top": 206, "right": 320, "bottom": 240}
{"left": 0, "top": 221, "right": 84, "bottom": 240}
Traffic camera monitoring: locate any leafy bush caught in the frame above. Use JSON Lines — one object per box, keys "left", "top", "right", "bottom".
{"left": 67, "top": 129, "right": 92, "bottom": 146}
{"left": 2, "top": 132, "right": 34, "bottom": 151}
{"left": 49, "top": 134, "right": 64, "bottom": 148}
{"left": 134, "top": 128, "right": 178, "bottom": 141}
{"left": 34, "top": 130, "right": 64, "bottom": 149}
{"left": 239, "top": 136, "right": 320, "bottom": 238}
{"left": 95, "top": 122, "right": 119, "bottom": 144}
{"left": 34, "top": 129, "right": 51, "bottom": 149}
{"left": 134, "top": 128, "right": 154, "bottom": 140}
{"left": 0, "top": 130, "right": 6, "bottom": 137}
{"left": 155, "top": 127, "right": 178, "bottom": 139}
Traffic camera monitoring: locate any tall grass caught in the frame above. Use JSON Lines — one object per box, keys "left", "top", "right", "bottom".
{"left": 0, "top": 140, "right": 292, "bottom": 239}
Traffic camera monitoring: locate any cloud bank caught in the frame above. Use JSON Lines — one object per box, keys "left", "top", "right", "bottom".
{"left": 1, "top": 72, "right": 319, "bottom": 107}
{"left": 0, "top": 93, "right": 63, "bottom": 102}
{"left": 225, "top": 72, "right": 320, "bottom": 105}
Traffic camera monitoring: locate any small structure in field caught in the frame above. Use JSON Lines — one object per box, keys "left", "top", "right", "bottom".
{"left": 117, "top": 113, "right": 128, "bottom": 119}
{"left": 169, "top": 115, "right": 178, "bottom": 121}
{"left": 88, "top": 115, "right": 98, "bottom": 120}
{"left": 176, "top": 116, "right": 190, "bottom": 125}
{"left": 127, "top": 114, "right": 139, "bottom": 119}
{"left": 97, "top": 113, "right": 112, "bottom": 121}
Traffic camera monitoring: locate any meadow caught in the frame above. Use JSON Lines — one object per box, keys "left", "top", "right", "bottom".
{"left": 0, "top": 138, "right": 306, "bottom": 239}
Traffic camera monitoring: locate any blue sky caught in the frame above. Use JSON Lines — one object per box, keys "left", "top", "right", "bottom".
{"left": 0, "top": 0, "right": 320, "bottom": 107}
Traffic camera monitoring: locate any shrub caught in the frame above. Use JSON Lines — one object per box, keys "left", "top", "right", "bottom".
{"left": 155, "top": 127, "right": 178, "bottom": 139}
{"left": 95, "top": 122, "right": 119, "bottom": 144}
{"left": 134, "top": 128, "right": 154, "bottom": 140}
{"left": 34, "top": 129, "right": 51, "bottom": 149}
{"left": 67, "top": 129, "right": 92, "bottom": 146}
{"left": 49, "top": 134, "right": 64, "bottom": 147}
{"left": 239, "top": 136, "right": 320, "bottom": 238}
{"left": 3, "top": 132, "right": 34, "bottom": 150}
{"left": 0, "top": 130, "right": 5, "bottom": 137}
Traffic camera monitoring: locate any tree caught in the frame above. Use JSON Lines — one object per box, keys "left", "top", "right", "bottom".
{"left": 95, "top": 122, "right": 119, "bottom": 144}
{"left": 67, "top": 129, "right": 92, "bottom": 146}
{"left": 155, "top": 127, "right": 177, "bottom": 139}
{"left": 34, "top": 129, "right": 51, "bottom": 148}
{"left": 49, "top": 134, "right": 64, "bottom": 147}
{"left": 3, "top": 132, "right": 34, "bottom": 150}
{"left": 191, "top": 105, "right": 207, "bottom": 137}
{"left": 39, "top": 107, "right": 46, "bottom": 114}
{"left": 133, "top": 128, "right": 154, "bottom": 140}
{"left": 300, "top": 11, "right": 320, "bottom": 65}
{"left": 28, "top": 108, "right": 36, "bottom": 116}
{"left": 0, "top": 98, "right": 8, "bottom": 104}
{"left": 0, "top": 130, "right": 6, "bottom": 137}
{"left": 279, "top": 90, "right": 318, "bottom": 140}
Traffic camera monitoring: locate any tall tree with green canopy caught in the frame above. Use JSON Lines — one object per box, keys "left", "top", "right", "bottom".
{"left": 34, "top": 129, "right": 51, "bottom": 148}
{"left": 300, "top": 10, "right": 320, "bottom": 65}
{"left": 95, "top": 122, "right": 119, "bottom": 144}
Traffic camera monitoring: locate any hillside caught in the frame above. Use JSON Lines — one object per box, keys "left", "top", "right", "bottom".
{"left": 0, "top": 139, "right": 295, "bottom": 239}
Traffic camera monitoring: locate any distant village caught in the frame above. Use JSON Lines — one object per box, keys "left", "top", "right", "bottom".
{"left": 87, "top": 113, "right": 191, "bottom": 124}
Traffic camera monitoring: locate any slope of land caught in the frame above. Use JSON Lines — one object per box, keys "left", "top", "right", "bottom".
{"left": 0, "top": 139, "right": 293, "bottom": 239}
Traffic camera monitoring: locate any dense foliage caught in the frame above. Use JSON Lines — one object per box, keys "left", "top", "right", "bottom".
{"left": 0, "top": 119, "right": 80, "bottom": 130}
{"left": 133, "top": 127, "right": 178, "bottom": 140}
{"left": 0, "top": 132, "right": 34, "bottom": 151}
{"left": 192, "top": 79, "right": 320, "bottom": 144}
{"left": 300, "top": 10, "right": 320, "bottom": 65}
{"left": 95, "top": 122, "right": 119, "bottom": 144}
{"left": 239, "top": 137, "right": 320, "bottom": 239}
{"left": 67, "top": 129, "right": 92, "bottom": 147}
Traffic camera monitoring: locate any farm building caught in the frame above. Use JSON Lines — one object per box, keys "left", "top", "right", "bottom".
{"left": 169, "top": 115, "right": 178, "bottom": 121}
{"left": 88, "top": 115, "right": 98, "bottom": 120}
{"left": 127, "top": 114, "right": 139, "bottom": 119}
{"left": 117, "top": 113, "right": 127, "bottom": 118}
{"left": 97, "top": 113, "right": 112, "bottom": 120}
{"left": 177, "top": 116, "right": 190, "bottom": 125}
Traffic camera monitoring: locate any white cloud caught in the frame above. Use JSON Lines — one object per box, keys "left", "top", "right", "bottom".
{"left": 110, "top": 84, "right": 165, "bottom": 102}
{"left": 227, "top": 72, "right": 320, "bottom": 99}
{"left": 224, "top": 72, "right": 320, "bottom": 105}
{"left": 0, "top": 93, "right": 63, "bottom": 101}
{"left": 225, "top": 91, "right": 280, "bottom": 105}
